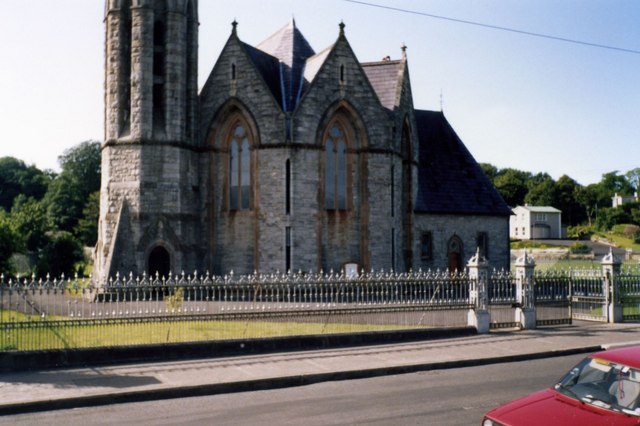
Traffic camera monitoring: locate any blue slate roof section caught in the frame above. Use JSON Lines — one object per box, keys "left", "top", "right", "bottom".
{"left": 361, "top": 60, "right": 403, "bottom": 111}
{"left": 241, "top": 42, "right": 283, "bottom": 109}
{"left": 414, "top": 110, "right": 511, "bottom": 216}
{"left": 256, "top": 19, "right": 315, "bottom": 112}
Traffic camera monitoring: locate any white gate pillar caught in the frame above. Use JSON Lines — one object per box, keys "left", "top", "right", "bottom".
{"left": 515, "top": 251, "right": 536, "bottom": 329}
{"left": 467, "top": 248, "right": 490, "bottom": 333}
{"left": 602, "top": 248, "right": 622, "bottom": 323}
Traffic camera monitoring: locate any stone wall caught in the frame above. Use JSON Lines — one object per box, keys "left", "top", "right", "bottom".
{"left": 413, "top": 214, "right": 510, "bottom": 271}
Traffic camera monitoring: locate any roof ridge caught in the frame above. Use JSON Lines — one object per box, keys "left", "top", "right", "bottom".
{"left": 361, "top": 59, "right": 403, "bottom": 67}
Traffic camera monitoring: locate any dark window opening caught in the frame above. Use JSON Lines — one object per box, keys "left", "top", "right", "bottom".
{"left": 391, "top": 228, "right": 396, "bottom": 270}
{"left": 148, "top": 246, "right": 171, "bottom": 279}
{"left": 477, "top": 232, "right": 489, "bottom": 259}
{"left": 231, "top": 63, "right": 236, "bottom": 80}
{"left": 391, "top": 165, "right": 395, "bottom": 217}
{"left": 285, "top": 159, "right": 291, "bottom": 215}
{"left": 421, "top": 232, "right": 433, "bottom": 260}
{"left": 152, "top": 19, "right": 165, "bottom": 129}
{"left": 285, "top": 227, "right": 292, "bottom": 272}
{"left": 118, "top": 2, "right": 132, "bottom": 134}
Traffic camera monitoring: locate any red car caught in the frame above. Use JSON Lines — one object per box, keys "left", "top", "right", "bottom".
{"left": 483, "top": 346, "right": 640, "bottom": 425}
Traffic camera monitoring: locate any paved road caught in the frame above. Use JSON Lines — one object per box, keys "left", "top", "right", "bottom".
{"left": 0, "top": 354, "right": 585, "bottom": 426}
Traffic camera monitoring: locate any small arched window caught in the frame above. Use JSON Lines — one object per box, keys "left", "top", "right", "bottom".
{"left": 228, "top": 121, "right": 251, "bottom": 210}
{"left": 325, "top": 124, "right": 347, "bottom": 210}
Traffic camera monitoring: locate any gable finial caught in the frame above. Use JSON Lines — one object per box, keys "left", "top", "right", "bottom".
{"left": 440, "top": 89, "right": 444, "bottom": 112}
{"left": 231, "top": 19, "right": 238, "bottom": 36}
{"left": 401, "top": 43, "right": 407, "bottom": 58}
{"left": 339, "top": 20, "right": 345, "bottom": 37}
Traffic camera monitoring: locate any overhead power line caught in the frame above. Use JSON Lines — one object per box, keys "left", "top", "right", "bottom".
{"left": 344, "top": 0, "right": 640, "bottom": 55}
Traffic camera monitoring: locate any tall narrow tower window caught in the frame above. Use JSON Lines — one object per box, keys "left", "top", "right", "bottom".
{"left": 285, "top": 159, "right": 291, "bottom": 215}
{"left": 231, "top": 63, "right": 236, "bottom": 80}
{"left": 285, "top": 227, "right": 292, "bottom": 272}
{"left": 118, "top": 2, "right": 132, "bottom": 135}
{"left": 153, "top": 19, "right": 166, "bottom": 127}
{"left": 391, "top": 165, "right": 395, "bottom": 217}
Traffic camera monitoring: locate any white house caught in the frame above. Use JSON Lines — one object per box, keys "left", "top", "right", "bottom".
{"left": 612, "top": 192, "right": 638, "bottom": 208}
{"left": 510, "top": 206, "right": 562, "bottom": 240}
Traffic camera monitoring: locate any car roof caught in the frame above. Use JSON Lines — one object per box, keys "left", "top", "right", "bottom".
{"left": 590, "top": 345, "right": 640, "bottom": 368}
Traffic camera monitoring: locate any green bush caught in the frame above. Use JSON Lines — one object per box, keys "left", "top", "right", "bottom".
{"left": 567, "top": 225, "right": 593, "bottom": 240}
{"left": 569, "top": 242, "right": 591, "bottom": 254}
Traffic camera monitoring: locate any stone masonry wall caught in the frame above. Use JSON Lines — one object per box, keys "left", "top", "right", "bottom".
{"left": 413, "top": 214, "right": 510, "bottom": 271}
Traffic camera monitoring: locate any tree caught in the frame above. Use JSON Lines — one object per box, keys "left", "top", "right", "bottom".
{"left": 600, "top": 171, "right": 634, "bottom": 198}
{"left": 524, "top": 173, "right": 556, "bottom": 207}
{"left": 44, "top": 141, "right": 101, "bottom": 233}
{"left": 74, "top": 191, "right": 100, "bottom": 246}
{"left": 0, "top": 157, "right": 51, "bottom": 211}
{"left": 0, "top": 211, "right": 21, "bottom": 275}
{"left": 493, "top": 168, "right": 530, "bottom": 207}
{"left": 625, "top": 168, "right": 640, "bottom": 193}
{"left": 10, "top": 195, "right": 51, "bottom": 252}
{"left": 576, "top": 184, "right": 600, "bottom": 227}
{"left": 57, "top": 140, "right": 101, "bottom": 193}
{"left": 555, "top": 175, "right": 584, "bottom": 226}
{"left": 35, "top": 231, "right": 84, "bottom": 278}
{"left": 479, "top": 163, "right": 498, "bottom": 181}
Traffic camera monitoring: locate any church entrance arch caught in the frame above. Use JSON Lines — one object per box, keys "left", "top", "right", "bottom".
{"left": 447, "top": 236, "right": 463, "bottom": 273}
{"left": 148, "top": 246, "right": 171, "bottom": 279}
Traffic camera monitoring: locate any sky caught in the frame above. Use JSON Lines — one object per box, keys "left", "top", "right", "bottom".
{"left": 1, "top": 0, "right": 639, "bottom": 186}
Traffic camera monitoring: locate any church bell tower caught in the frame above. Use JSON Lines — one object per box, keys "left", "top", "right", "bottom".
{"left": 96, "top": 0, "right": 200, "bottom": 284}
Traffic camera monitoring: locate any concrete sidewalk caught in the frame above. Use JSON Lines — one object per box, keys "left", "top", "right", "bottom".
{"left": 1, "top": 321, "right": 640, "bottom": 415}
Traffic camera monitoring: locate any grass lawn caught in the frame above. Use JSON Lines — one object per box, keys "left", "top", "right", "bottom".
{"left": 0, "top": 310, "right": 420, "bottom": 351}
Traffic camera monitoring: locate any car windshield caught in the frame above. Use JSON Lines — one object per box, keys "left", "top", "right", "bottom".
{"left": 555, "top": 357, "right": 640, "bottom": 416}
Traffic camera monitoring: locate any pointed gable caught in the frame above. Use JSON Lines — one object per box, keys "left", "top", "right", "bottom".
{"left": 256, "top": 19, "right": 316, "bottom": 112}
{"left": 414, "top": 110, "right": 511, "bottom": 216}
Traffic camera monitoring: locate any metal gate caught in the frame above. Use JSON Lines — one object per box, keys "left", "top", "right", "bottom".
{"left": 488, "top": 272, "right": 519, "bottom": 329}
{"left": 533, "top": 271, "right": 571, "bottom": 326}
{"left": 619, "top": 271, "right": 640, "bottom": 321}
{"left": 570, "top": 269, "right": 607, "bottom": 322}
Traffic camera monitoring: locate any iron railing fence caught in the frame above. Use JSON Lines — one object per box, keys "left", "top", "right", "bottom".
{"left": 0, "top": 270, "right": 474, "bottom": 352}
{"left": 2, "top": 265, "right": 639, "bottom": 353}
{"left": 619, "top": 265, "right": 640, "bottom": 321}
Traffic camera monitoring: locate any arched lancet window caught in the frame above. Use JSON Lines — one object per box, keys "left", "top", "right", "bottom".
{"left": 325, "top": 124, "right": 347, "bottom": 210}
{"left": 228, "top": 120, "right": 251, "bottom": 210}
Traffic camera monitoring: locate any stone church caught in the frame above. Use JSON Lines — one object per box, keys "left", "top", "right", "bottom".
{"left": 95, "top": 0, "right": 511, "bottom": 283}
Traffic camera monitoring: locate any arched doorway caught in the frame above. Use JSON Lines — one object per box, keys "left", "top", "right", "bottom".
{"left": 447, "top": 236, "right": 463, "bottom": 273}
{"left": 148, "top": 246, "right": 171, "bottom": 279}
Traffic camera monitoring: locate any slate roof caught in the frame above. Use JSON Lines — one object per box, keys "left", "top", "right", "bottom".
{"left": 361, "top": 60, "right": 403, "bottom": 111}
{"left": 414, "top": 110, "right": 512, "bottom": 216}
{"left": 517, "top": 205, "right": 561, "bottom": 213}
{"left": 241, "top": 42, "right": 282, "bottom": 108}
{"left": 255, "top": 19, "right": 315, "bottom": 112}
